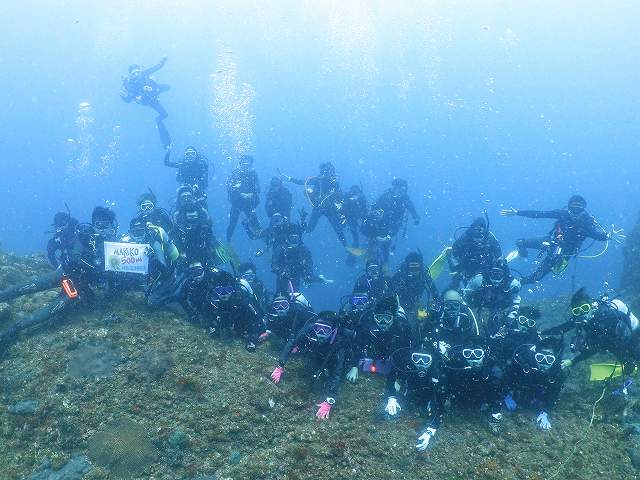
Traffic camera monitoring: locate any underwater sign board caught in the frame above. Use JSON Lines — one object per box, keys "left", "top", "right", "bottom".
{"left": 104, "top": 241, "right": 150, "bottom": 274}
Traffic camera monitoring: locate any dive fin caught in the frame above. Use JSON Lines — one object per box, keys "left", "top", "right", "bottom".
{"left": 589, "top": 363, "right": 625, "bottom": 381}
{"left": 346, "top": 247, "right": 366, "bottom": 257}
{"left": 428, "top": 246, "right": 452, "bottom": 279}
{"left": 505, "top": 249, "right": 519, "bottom": 263}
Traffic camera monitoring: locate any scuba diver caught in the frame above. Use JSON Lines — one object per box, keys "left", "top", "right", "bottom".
{"left": 500, "top": 195, "right": 625, "bottom": 285}
{"left": 244, "top": 211, "right": 305, "bottom": 258}
{"left": 130, "top": 190, "right": 173, "bottom": 234}
{"left": 226, "top": 155, "right": 260, "bottom": 242}
{"left": 121, "top": 57, "right": 171, "bottom": 147}
{"left": 47, "top": 211, "right": 80, "bottom": 269}
{"left": 448, "top": 216, "right": 502, "bottom": 289}
{"left": 343, "top": 185, "right": 367, "bottom": 249}
{"left": 503, "top": 338, "right": 566, "bottom": 430}
{"left": 384, "top": 342, "right": 447, "bottom": 451}
{"left": 352, "top": 258, "right": 391, "bottom": 304}
{"left": 462, "top": 257, "right": 521, "bottom": 333}
{"left": 442, "top": 339, "right": 504, "bottom": 434}
{"left": 265, "top": 176, "right": 292, "bottom": 219}
{"left": 373, "top": 178, "right": 420, "bottom": 238}
{"left": 270, "top": 311, "right": 352, "bottom": 420}
{"left": 263, "top": 291, "right": 315, "bottom": 342}
{"left": 428, "top": 290, "right": 481, "bottom": 348}
{"left": 360, "top": 207, "right": 394, "bottom": 267}
{"left": 0, "top": 207, "right": 119, "bottom": 357}
{"left": 192, "top": 268, "right": 264, "bottom": 351}
{"left": 558, "top": 288, "right": 639, "bottom": 376}
{"left": 125, "top": 218, "right": 182, "bottom": 307}
{"left": 390, "top": 251, "right": 439, "bottom": 317}
{"left": 270, "top": 225, "right": 332, "bottom": 293}
{"left": 172, "top": 185, "right": 216, "bottom": 268}
{"left": 237, "top": 262, "right": 270, "bottom": 312}
{"left": 283, "top": 162, "right": 347, "bottom": 247}
{"left": 164, "top": 146, "right": 210, "bottom": 207}
{"left": 346, "top": 296, "right": 411, "bottom": 384}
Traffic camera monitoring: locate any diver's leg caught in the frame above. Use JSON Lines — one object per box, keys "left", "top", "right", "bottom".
{"left": 327, "top": 210, "right": 347, "bottom": 247}
{"left": 1, "top": 292, "right": 73, "bottom": 357}
{"left": 521, "top": 258, "right": 554, "bottom": 285}
{"left": 0, "top": 269, "right": 62, "bottom": 302}
{"left": 306, "top": 208, "right": 322, "bottom": 233}
{"left": 226, "top": 205, "right": 241, "bottom": 243}
{"left": 516, "top": 236, "right": 547, "bottom": 259}
{"left": 157, "top": 120, "right": 171, "bottom": 148}
{"left": 157, "top": 84, "right": 171, "bottom": 94}
{"left": 349, "top": 220, "right": 360, "bottom": 248}
{"left": 148, "top": 98, "right": 168, "bottom": 121}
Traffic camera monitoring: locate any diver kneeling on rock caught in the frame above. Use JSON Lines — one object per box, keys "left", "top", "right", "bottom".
{"left": 270, "top": 311, "right": 352, "bottom": 420}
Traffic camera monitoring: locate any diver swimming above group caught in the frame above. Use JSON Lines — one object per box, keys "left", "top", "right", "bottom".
{"left": 0, "top": 59, "right": 634, "bottom": 454}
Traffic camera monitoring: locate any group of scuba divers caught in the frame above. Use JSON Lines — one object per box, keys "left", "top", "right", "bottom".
{"left": 0, "top": 59, "right": 636, "bottom": 453}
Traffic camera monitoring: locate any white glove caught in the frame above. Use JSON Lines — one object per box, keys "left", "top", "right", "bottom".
{"left": 318, "top": 274, "right": 334, "bottom": 285}
{"left": 560, "top": 359, "right": 572, "bottom": 370}
{"left": 416, "top": 427, "right": 436, "bottom": 451}
{"left": 346, "top": 366, "right": 358, "bottom": 383}
{"left": 609, "top": 225, "right": 626, "bottom": 244}
{"left": 500, "top": 207, "right": 518, "bottom": 216}
{"left": 536, "top": 411, "right": 551, "bottom": 430}
{"left": 385, "top": 397, "right": 401, "bottom": 416}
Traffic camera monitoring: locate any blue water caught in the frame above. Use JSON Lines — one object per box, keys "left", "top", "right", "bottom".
{"left": 1, "top": 1, "right": 638, "bottom": 309}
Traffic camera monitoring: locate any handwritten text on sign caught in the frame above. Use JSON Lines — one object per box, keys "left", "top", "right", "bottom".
{"left": 104, "top": 242, "right": 150, "bottom": 274}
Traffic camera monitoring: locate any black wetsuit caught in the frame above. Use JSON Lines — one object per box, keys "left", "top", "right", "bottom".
{"left": 503, "top": 361, "right": 565, "bottom": 414}
{"left": 351, "top": 312, "right": 412, "bottom": 374}
{"left": 271, "top": 243, "right": 320, "bottom": 293}
{"left": 374, "top": 190, "right": 419, "bottom": 237}
{"left": 278, "top": 318, "right": 350, "bottom": 402}
{"left": 343, "top": 190, "right": 367, "bottom": 248}
{"left": 265, "top": 300, "right": 316, "bottom": 342}
{"left": 121, "top": 60, "right": 171, "bottom": 147}
{"left": 391, "top": 267, "right": 438, "bottom": 315}
{"left": 265, "top": 183, "right": 292, "bottom": 219}
{"left": 352, "top": 273, "right": 391, "bottom": 304}
{"left": 515, "top": 209, "right": 608, "bottom": 284}
{"left": 449, "top": 232, "right": 502, "bottom": 288}
{"left": 227, "top": 168, "right": 260, "bottom": 242}
{"left": 360, "top": 212, "right": 394, "bottom": 265}
{"left": 130, "top": 208, "right": 174, "bottom": 236}
{"left": 173, "top": 206, "right": 214, "bottom": 267}
{"left": 291, "top": 174, "right": 346, "bottom": 246}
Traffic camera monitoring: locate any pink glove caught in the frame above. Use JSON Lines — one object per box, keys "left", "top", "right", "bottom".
{"left": 271, "top": 366, "right": 284, "bottom": 384}
{"left": 291, "top": 346, "right": 300, "bottom": 354}
{"left": 316, "top": 401, "right": 332, "bottom": 420}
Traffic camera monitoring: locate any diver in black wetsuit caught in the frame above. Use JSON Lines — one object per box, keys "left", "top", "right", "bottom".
{"left": 265, "top": 176, "right": 292, "bottom": 219}
{"left": 270, "top": 311, "right": 352, "bottom": 420}
{"left": 449, "top": 217, "right": 502, "bottom": 290}
{"left": 121, "top": 57, "right": 171, "bottom": 147}
{"left": 373, "top": 178, "right": 420, "bottom": 238}
{"left": 264, "top": 291, "right": 315, "bottom": 342}
{"left": 390, "top": 251, "right": 438, "bottom": 316}
{"left": 284, "top": 162, "right": 347, "bottom": 247}
{"left": 270, "top": 225, "right": 331, "bottom": 293}
{"left": 501, "top": 195, "right": 625, "bottom": 284}
{"left": 164, "top": 146, "right": 209, "bottom": 208}
{"left": 237, "top": 262, "right": 270, "bottom": 312}
{"left": 0, "top": 207, "right": 119, "bottom": 357}
{"left": 130, "top": 191, "right": 173, "bottom": 234}
{"left": 352, "top": 259, "right": 391, "bottom": 304}
{"left": 343, "top": 185, "right": 367, "bottom": 248}
{"left": 360, "top": 207, "right": 394, "bottom": 267}
{"left": 172, "top": 186, "right": 215, "bottom": 268}
{"left": 226, "top": 155, "right": 260, "bottom": 242}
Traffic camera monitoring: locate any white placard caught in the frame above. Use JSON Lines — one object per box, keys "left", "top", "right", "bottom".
{"left": 104, "top": 241, "right": 150, "bottom": 274}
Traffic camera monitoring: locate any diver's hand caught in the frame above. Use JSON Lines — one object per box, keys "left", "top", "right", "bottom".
{"left": 416, "top": 427, "right": 436, "bottom": 451}
{"left": 560, "top": 359, "right": 572, "bottom": 370}
{"left": 536, "top": 411, "right": 552, "bottom": 430}
{"left": 316, "top": 399, "right": 333, "bottom": 420}
{"left": 161, "top": 56, "right": 168, "bottom": 64}
{"left": 500, "top": 207, "right": 518, "bottom": 217}
{"left": 608, "top": 225, "right": 626, "bottom": 244}
{"left": 270, "top": 366, "right": 284, "bottom": 384}
{"left": 318, "top": 274, "right": 334, "bottom": 285}
{"left": 346, "top": 366, "right": 358, "bottom": 383}
{"left": 385, "top": 397, "right": 401, "bottom": 416}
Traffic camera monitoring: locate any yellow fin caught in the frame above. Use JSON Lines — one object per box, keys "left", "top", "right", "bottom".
{"left": 589, "top": 363, "right": 623, "bottom": 381}
{"left": 428, "top": 246, "right": 452, "bottom": 279}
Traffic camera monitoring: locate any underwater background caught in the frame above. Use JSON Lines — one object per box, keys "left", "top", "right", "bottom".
{"left": 1, "top": 1, "right": 640, "bottom": 479}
